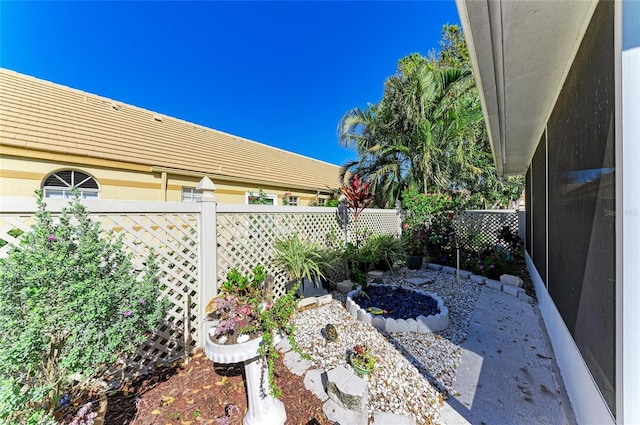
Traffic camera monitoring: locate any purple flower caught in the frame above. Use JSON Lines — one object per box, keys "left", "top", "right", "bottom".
{"left": 124, "top": 310, "right": 133, "bottom": 317}
{"left": 138, "top": 299, "right": 146, "bottom": 305}
{"left": 47, "top": 234, "right": 56, "bottom": 242}
{"left": 490, "top": 264, "right": 495, "bottom": 268}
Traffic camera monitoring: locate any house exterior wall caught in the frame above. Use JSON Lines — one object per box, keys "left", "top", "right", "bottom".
{"left": 0, "top": 151, "right": 330, "bottom": 206}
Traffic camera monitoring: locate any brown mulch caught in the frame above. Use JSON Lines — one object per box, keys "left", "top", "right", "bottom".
{"left": 65, "top": 350, "right": 331, "bottom": 425}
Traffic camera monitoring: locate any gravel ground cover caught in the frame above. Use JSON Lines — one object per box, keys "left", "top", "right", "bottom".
{"left": 291, "top": 268, "right": 481, "bottom": 424}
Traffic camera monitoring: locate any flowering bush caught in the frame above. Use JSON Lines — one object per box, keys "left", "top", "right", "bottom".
{"left": 459, "top": 247, "right": 510, "bottom": 279}
{"left": 0, "top": 192, "right": 168, "bottom": 423}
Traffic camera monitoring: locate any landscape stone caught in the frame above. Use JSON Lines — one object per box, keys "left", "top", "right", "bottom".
{"left": 470, "top": 274, "right": 487, "bottom": 284}
{"left": 500, "top": 274, "right": 524, "bottom": 288}
{"left": 317, "top": 294, "right": 333, "bottom": 306}
{"left": 459, "top": 270, "right": 473, "bottom": 279}
{"left": 371, "top": 411, "right": 417, "bottom": 424}
{"left": 485, "top": 279, "right": 503, "bottom": 291}
{"left": 275, "top": 337, "right": 292, "bottom": 354}
{"left": 337, "top": 280, "right": 354, "bottom": 294}
{"left": 303, "top": 369, "right": 329, "bottom": 401}
{"left": 297, "top": 297, "right": 317, "bottom": 309}
{"left": 322, "top": 399, "right": 367, "bottom": 425}
{"left": 426, "top": 263, "right": 443, "bottom": 271}
{"left": 518, "top": 292, "right": 534, "bottom": 304}
{"left": 326, "top": 365, "right": 368, "bottom": 411}
{"left": 404, "top": 277, "right": 433, "bottom": 286}
{"left": 441, "top": 266, "right": 457, "bottom": 275}
{"left": 502, "top": 284, "right": 525, "bottom": 297}
{"left": 283, "top": 351, "right": 312, "bottom": 376}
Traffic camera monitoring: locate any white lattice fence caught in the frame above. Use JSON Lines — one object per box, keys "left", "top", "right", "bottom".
{"left": 216, "top": 205, "right": 399, "bottom": 298}
{"left": 0, "top": 197, "right": 400, "bottom": 379}
{"left": 454, "top": 210, "right": 519, "bottom": 251}
{"left": 0, "top": 198, "right": 201, "bottom": 378}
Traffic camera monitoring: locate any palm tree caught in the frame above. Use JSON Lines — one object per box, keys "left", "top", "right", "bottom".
{"left": 338, "top": 54, "right": 477, "bottom": 206}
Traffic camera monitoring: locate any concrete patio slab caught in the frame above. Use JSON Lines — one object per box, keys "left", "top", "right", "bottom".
{"left": 437, "top": 287, "right": 576, "bottom": 425}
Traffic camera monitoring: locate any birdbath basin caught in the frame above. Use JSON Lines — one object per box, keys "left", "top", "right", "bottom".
{"left": 203, "top": 321, "right": 286, "bottom": 425}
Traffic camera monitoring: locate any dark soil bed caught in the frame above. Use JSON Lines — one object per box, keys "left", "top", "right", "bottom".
{"left": 353, "top": 285, "right": 440, "bottom": 320}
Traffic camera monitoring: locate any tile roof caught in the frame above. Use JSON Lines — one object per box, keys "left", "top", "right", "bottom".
{"left": 0, "top": 68, "right": 343, "bottom": 191}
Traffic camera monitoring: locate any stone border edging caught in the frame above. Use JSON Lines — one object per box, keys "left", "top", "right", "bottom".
{"left": 426, "top": 263, "right": 534, "bottom": 304}
{"left": 345, "top": 284, "right": 449, "bottom": 333}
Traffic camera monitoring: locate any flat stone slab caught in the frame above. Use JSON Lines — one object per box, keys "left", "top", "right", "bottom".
{"left": 283, "top": 351, "right": 312, "bottom": 376}
{"left": 372, "top": 411, "right": 416, "bottom": 424}
{"left": 426, "top": 263, "right": 443, "bottom": 270}
{"left": 323, "top": 399, "right": 367, "bottom": 425}
{"left": 303, "top": 368, "right": 329, "bottom": 401}
{"left": 317, "top": 294, "right": 333, "bottom": 306}
{"left": 275, "top": 337, "right": 292, "bottom": 354}
{"left": 404, "top": 277, "right": 433, "bottom": 286}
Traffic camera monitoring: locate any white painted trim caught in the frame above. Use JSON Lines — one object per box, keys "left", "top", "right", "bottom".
{"left": 0, "top": 196, "right": 200, "bottom": 213}
{"left": 244, "top": 191, "right": 277, "bottom": 206}
{"left": 619, "top": 0, "right": 640, "bottom": 419}
{"left": 525, "top": 252, "right": 614, "bottom": 425}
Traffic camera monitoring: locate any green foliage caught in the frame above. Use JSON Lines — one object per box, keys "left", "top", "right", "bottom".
{"left": 363, "top": 233, "right": 404, "bottom": 270}
{"left": 459, "top": 247, "right": 511, "bottom": 279}
{"left": 0, "top": 228, "right": 24, "bottom": 248}
{"left": 338, "top": 24, "right": 523, "bottom": 209}
{"left": 206, "top": 266, "right": 306, "bottom": 399}
{"left": 272, "top": 234, "right": 325, "bottom": 284}
{"left": 0, "top": 191, "right": 168, "bottom": 421}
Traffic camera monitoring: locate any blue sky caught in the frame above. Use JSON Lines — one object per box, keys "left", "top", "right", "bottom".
{"left": 0, "top": 1, "right": 460, "bottom": 167}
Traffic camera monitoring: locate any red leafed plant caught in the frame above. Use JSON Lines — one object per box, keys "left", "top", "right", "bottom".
{"left": 341, "top": 174, "right": 373, "bottom": 222}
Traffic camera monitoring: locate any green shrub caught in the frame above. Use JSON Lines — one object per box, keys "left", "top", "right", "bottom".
{"left": 0, "top": 192, "right": 168, "bottom": 422}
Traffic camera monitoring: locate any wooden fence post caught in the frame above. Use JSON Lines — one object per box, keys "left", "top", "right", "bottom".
{"left": 197, "top": 176, "right": 217, "bottom": 348}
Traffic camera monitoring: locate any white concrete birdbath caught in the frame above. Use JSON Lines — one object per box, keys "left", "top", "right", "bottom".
{"left": 203, "top": 321, "right": 286, "bottom": 425}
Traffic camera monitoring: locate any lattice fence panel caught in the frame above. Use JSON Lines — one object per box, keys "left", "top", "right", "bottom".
{"left": 216, "top": 211, "right": 348, "bottom": 299}
{"left": 346, "top": 209, "right": 399, "bottom": 245}
{"left": 454, "top": 210, "right": 519, "bottom": 252}
{"left": 0, "top": 209, "right": 200, "bottom": 380}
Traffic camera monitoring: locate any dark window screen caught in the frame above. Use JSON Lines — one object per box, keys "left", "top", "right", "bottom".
{"left": 546, "top": 1, "right": 616, "bottom": 415}
{"left": 525, "top": 167, "right": 532, "bottom": 254}
{"left": 531, "top": 134, "right": 547, "bottom": 285}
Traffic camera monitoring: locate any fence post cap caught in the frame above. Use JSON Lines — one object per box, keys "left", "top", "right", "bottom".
{"left": 197, "top": 176, "right": 216, "bottom": 191}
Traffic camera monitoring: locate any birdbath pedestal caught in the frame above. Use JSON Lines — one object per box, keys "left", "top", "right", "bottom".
{"left": 203, "top": 321, "right": 286, "bottom": 425}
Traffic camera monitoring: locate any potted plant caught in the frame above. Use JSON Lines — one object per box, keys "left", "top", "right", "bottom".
{"left": 272, "top": 233, "right": 326, "bottom": 294}
{"left": 402, "top": 223, "right": 427, "bottom": 269}
{"left": 203, "top": 265, "right": 306, "bottom": 425}
{"left": 366, "top": 233, "right": 405, "bottom": 271}
{"left": 349, "top": 343, "right": 376, "bottom": 376}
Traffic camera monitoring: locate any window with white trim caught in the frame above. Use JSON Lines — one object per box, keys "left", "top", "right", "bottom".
{"left": 287, "top": 196, "right": 299, "bottom": 206}
{"left": 42, "top": 170, "right": 99, "bottom": 199}
{"left": 181, "top": 187, "right": 202, "bottom": 202}
{"left": 245, "top": 191, "right": 277, "bottom": 205}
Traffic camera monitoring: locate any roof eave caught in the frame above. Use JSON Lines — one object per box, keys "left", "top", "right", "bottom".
{"left": 455, "top": 0, "right": 598, "bottom": 176}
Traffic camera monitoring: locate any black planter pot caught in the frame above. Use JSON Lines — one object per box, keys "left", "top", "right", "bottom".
{"left": 406, "top": 255, "right": 424, "bottom": 270}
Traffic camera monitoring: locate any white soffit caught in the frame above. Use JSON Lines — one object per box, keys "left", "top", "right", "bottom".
{"left": 456, "top": 0, "right": 598, "bottom": 176}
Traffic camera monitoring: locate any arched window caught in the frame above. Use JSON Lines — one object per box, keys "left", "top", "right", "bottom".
{"left": 42, "top": 170, "right": 100, "bottom": 199}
